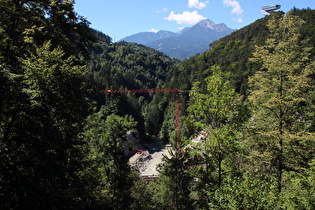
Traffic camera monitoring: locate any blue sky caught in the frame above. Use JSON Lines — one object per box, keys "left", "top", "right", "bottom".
{"left": 74, "top": 0, "right": 315, "bottom": 41}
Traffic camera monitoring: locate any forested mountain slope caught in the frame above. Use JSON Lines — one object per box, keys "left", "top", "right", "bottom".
{"left": 170, "top": 8, "right": 315, "bottom": 96}
{"left": 1, "top": 1, "right": 314, "bottom": 208}
{"left": 87, "top": 40, "right": 178, "bottom": 92}
{"left": 85, "top": 38, "right": 179, "bottom": 138}
{"left": 86, "top": 8, "right": 315, "bottom": 145}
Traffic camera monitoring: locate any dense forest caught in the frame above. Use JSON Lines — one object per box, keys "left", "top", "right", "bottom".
{"left": 0, "top": 1, "right": 314, "bottom": 209}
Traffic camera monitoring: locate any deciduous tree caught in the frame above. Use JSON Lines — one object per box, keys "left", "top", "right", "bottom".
{"left": 0, "top": 41, "right": 89, "bottom": 208}
{"left": 186, "top": 66, "right": 249, "bottom": 208}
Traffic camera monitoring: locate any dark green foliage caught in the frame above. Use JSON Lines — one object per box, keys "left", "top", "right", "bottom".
{"left": 150, "top": 146, "right": 194, "bottom": 210}
{"left": 1, "top": 1, "right": 314, "bottom": 208}
{"left": 0, "top": 42, "right": 90, "bottom": 209}
{"left": 92, "top": 29, "right": 112, "bottom": 44}
{"left": 81, "top": 111, "right": 138, "bottom": 209}
{"left": 207, "top": 173, "right": 278, "bottom": 209}
{"left": 87, "top": 41, "right": 178, "bottom": 91}
{"left": 0, "top": 0, "right": 95, "bottom": 208}
{"left": 0, "top": 0, "right": 96, "bottom": 68}
{"left": 184, "top": 67, "right": 249, "bottom": 208}
{"left": 290, "top": 7, "right": 315, "bottom": 57}
{"left": 129, "top": 177, "right": 155, "bottom": 210}
{"left": 86, "top": 40, "right": 179, "bottom": 138}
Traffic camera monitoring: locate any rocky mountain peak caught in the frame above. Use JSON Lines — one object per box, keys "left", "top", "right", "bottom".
{"left": 120, "top": 19, "right": 234, "bottom": 59}
{"left": 194, "top": 19, "right": 230, "bottom": 33}
{"left": 198, "top": 19, "right": 216, "bottom": 30}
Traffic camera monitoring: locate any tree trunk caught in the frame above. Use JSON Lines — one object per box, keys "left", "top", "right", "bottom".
{"left": 219, "top": 153, "right": 222, "bottom": 188}
{"left": 218, "top": 143, "right": 222, "bottom": 188}
{"left": 277, "top": 71, "right": 283, "bottom": 194}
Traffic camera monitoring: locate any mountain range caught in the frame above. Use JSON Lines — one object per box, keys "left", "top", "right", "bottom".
{"left": 120, "top": 19, "right": 235, "bottom": 59}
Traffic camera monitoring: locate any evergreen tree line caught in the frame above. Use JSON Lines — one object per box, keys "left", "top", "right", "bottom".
{"left": 0, "top": 1, "right": 314, "bottom": 208}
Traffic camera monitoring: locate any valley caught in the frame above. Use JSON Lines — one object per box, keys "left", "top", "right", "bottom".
{"left": 1, "top": 1, "right": 314, "bottom": 208}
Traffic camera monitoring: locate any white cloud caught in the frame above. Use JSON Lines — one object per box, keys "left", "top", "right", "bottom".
{"left": 165, "top": 10, "right": 206, "bottom": 25}
{"left": 188, "top": 0, "right": 207, "bottom": 9}
{"left": 156, "top": 8, "right": 168, "bottom": 13}
{"left": 233, "top": 17, "right": 243, "bottom": 23}
{"left": 223, "top": 0, "right": 243, "bottom": 16}
{"left": 148, "top": 28, "right": 159, "bottom": 33}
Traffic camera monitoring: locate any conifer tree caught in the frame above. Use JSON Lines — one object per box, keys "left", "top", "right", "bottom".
{"left": 248, "top": 13, "right": 315, "bottom": 194}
